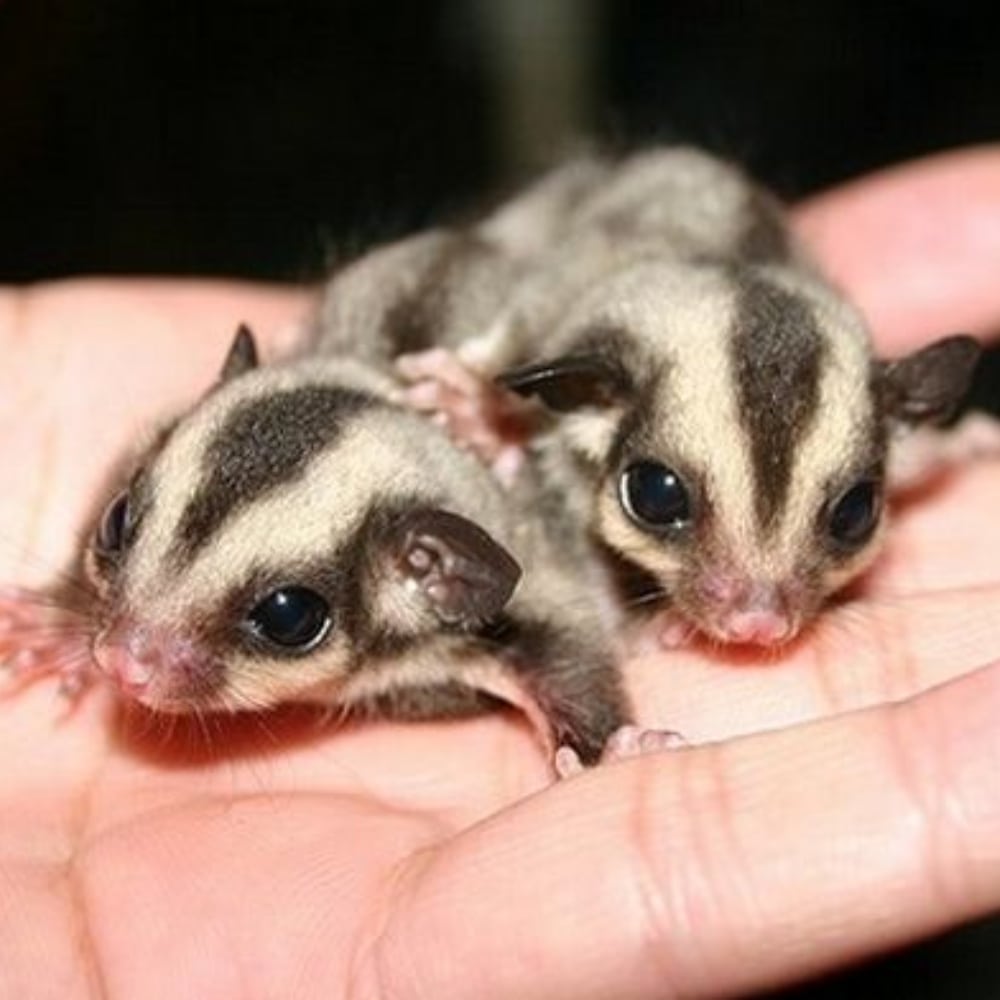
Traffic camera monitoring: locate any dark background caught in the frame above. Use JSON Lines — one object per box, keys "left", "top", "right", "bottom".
{"left": 2, "top": 1, "right": 999, "bottom": 287}
{"left": 1, "top": 2, "right": 999, "bottom": 995}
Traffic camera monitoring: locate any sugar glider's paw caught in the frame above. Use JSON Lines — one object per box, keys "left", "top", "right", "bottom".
{"left": 625, "top": 608, "right": 695, "bottom": 656}
{"left": 600, "top": 724, "right": 688, "bottom": 763}
{"left": 395, "top": 347, "right": 489, "bottom": 405}
{"left": 554, "top": 725, "right": 687, "bottom": 779}
{"left": 394, "top": 348, "right": 537, "bottom": 483}
{"left": 0, "top": 586, "right": 96, "bottom": 704}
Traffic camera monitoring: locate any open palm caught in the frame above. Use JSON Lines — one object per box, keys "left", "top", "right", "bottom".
{"left": 3, "top": 148, "right": 1000, "bottom": 999}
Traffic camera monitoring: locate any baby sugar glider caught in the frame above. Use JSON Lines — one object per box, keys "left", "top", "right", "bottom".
{"left": 4, "top": 326, "right": 633, "bottom": 768}
{"left": 393, "top": 146, "right": 986, "bottom": 649}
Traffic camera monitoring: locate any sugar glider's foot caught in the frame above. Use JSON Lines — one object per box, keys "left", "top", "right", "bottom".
{"left": 394, "top": 348, "right": 537, "bottom": 485}
{"left": 0, "top": 587, "right": 95, "bottom": 703}
{"left": 626, "top": 609, "right": 695, "bottom": 657}
{"left": 555, "top": 725, "right": 687, "bottom": 779}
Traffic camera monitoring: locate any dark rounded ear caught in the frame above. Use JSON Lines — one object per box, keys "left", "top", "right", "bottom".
{"left": 497, "top": 353, "right": 632, "bottom": 412}
{"left": 390, "top": 509, "right": 521, "bottom": 626}
{"left": 879, "top": 334, "right": 981, "bottom": 425}
{"left": 219, "top": 324, "right": 260, "bottom": 383}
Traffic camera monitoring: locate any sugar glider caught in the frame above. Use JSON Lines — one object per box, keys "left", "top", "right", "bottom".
{"left": 1, "top": 326, "right": 636, "bottom": 769}
{"left": 391, "top": 146, "right": 989, "bottom": 649}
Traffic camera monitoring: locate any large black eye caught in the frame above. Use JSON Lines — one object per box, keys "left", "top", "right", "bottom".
{"left": 827, "top": 480, "right": 881, "bottom": 549}
{"left": 619, "top": 462, "right": 693, "bottom": 533}
{"left": 247, "top": 587, "right": 331, "bottom": 651}
{"left": 96, "top": 491, "right": 131, "bottom": 555}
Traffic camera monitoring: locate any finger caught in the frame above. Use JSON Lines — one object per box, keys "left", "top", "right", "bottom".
{"left": 369, "top": 657, "right": 1000, "bottom": 1000}
{"left": 793, "top": 145, "right": 1000, "bottom": 353}
{"left": 628, "top": 582, "right": 1000, "bottom": 743}
{"left": 0, "top": 278, "right": 304, "bottom": 354}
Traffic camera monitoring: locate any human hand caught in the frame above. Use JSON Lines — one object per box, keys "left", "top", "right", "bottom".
{"left": 2, "top": 147, "right": 1000, "bottom": 998}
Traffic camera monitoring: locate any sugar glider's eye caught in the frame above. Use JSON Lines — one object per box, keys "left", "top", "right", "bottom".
{"left": 96, "top": 491, "right": 131, "bottom": 556}
{"left": 619, "top": 462, "right": 693, "bottom": 533}
{"left": 827, "top": 480, "right": 881, "bottom": 550}
{"left": 247, "top": 587, "right": 331, "bottom": 651}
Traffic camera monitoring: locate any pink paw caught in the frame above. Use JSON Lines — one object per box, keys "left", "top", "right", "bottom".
{"left": 0, "top": 587, "right": 95, "bottom": 703}
{"left": 627, "top": 609, "right": 694, "bottom": 656}
{"left": 555, "top": 725, "right": 687, "bottom": 779}
{"left": 394, "top": 348, "right": 537, "bottom": 482}
{"left": 396, "top": 347, "right": 488, "bottom": 400}
{"left": 601, "top": 724, "right": 687, "bottom": 760}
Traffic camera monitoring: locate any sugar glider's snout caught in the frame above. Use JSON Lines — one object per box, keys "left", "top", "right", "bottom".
{"left": 692, "top": 475, "right": 885, "bottom": 646}
{"left": 86, "top": 477, "right": 231, "bottom": 709}
{"left": 92, "top": 618, "right": 224, "bottom": 708}
{"left": 614, "top": 458, "right": 804, "bottom": 646}
{"left": 686, "top": 575, "right": 800, "bottom": 646}
{"left": 91, "top": 574, "right": 336, "bottom": 709}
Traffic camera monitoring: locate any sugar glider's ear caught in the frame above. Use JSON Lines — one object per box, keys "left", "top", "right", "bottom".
{"left": 218, "top": 324, "right": 260, "bottom": 383}
{"left": 879, "top": 334, "right": 981, "bottom": 426}
{"left": 386, "top": 508, "right": 521, "bottom": 627}
{"left": 497, "top": 353, "right": 634, "bottom": 464}
{"left": 497, "top": 353, "right": 633, "bottom": 412}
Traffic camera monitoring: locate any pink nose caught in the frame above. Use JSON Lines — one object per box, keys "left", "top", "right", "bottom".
{"left": 92, "top": 621, "right": 209, "bottom": 702}
{"left": 718, "top": 609, "right": 791, "bottom": 645}
{"left": 92, "top": 628, "right": 162, "bottom": 694}
{"left": 699, "top": 575, "right": 797, "bottom": 646}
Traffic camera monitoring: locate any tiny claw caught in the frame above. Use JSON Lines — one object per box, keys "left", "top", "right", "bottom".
{"left": 402, "top": 380, "right": 449, "bottom": 411}
{"left": 554, "top": 745, "right": 586, "bottom": 780}
{"left": 9, "top": 648, "right": 39, "bottom": 675}
{"left": 395, "top": 348, "right": 465, "bottom": 384}
{"left": 490, "top": 446, "right": 526, "bottom": 488}
{"left": 602, "top": 724, "right": 688, "bottom": 764}
{"left": 658, "top": 616, "right": 693, "bottom": 650}
{"left": 554, "top": 725, "right": 686, "bottom": 780}
{"left": 626, "top": 610, "right": 692, "bottom": 657}
{"left": 57, "top": 667, "right": 93, "bottom": 702}
{"left": 639, "top": 729, "right": 687, "bottom": 753}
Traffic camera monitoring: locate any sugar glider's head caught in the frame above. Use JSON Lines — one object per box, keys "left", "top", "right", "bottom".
{"left": 501, "top": 262, "right": 980, "bottom": 647}
{"left": 85, "top": 327, "right": 521, "bottom": 712}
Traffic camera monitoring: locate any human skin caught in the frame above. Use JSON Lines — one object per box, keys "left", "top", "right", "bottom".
{"left": 2, "top": 147, "right": 1000, "bottom": 999}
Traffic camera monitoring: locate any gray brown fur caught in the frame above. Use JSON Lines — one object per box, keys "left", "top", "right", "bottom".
{"left": 307, "top": 229, "right": 522, "bottom": 372}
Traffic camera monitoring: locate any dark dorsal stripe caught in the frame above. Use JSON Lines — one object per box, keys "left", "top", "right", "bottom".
{"left": 380, "top": 233, "right": 503, "bottom": 356}
{"left": 173, "top": 384, "right": 375, "bottom": 563}
{"left": 730, "top": 276, "right": 825, "bottom": 533}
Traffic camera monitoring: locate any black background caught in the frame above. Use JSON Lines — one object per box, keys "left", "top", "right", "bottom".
{"left": 3, "top": 1, "right": 999, "bottom": 287}
{"left": 2, "top": 2, "right": 999, "bottom": 995}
